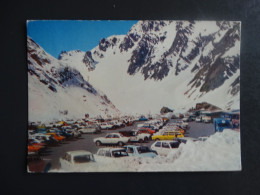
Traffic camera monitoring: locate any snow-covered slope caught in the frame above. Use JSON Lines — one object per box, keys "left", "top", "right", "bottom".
{"left": 60, "top": 20, "right": 240, "bottom": 115}
{"left": 27, "top": 37, "right": 120, "bottom": 123}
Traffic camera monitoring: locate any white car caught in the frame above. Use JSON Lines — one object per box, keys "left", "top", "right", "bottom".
{"left": 95, "top": 147, "right": 129, "bottom": 158}
{"left": 151, "top": 140, "right": 180, "bottom": 156}
{"left": 79, "top": 125, "right": 101, "bottom": 134}
{"left": 195, "top": 117, "right": 202, "bottom": 122}
{"left": 100, "top": 123, "right": 114, "bottom": 130}
{"left": 60, "top": 150, "right": 95, "bottom": 171}
{"left": 93, "top": 133, "right": 129, "bottom": 146}
{"left": 175, "top": 137, "right": 198, "bottom": 144}
{"left": 128, "top": 130, "right": 151, "bottom": 143}
{"left": 201, "top": 116, "right": 211, "bottom": 123}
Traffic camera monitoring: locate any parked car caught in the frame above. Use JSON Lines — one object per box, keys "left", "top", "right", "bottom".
{"left": 182, "top": 116, "right": 194, "bottom": 122}
{"left": 93, "top": 133, "right": 130, "bottom": 146}
{"left": 124, "top": 145, "right": 157, "bottom": 158}
{"left": 60, "top": 150, "right": 95, "bottom": 171}
{"left": 151, "top": 140, "right": 180, "bottom": 156}
{"left": 138, "top": 128, "right": 155, "bottom": 135}
{"left": 202, "top": 115, "right": 211, "bottom": 123}
{"left": 28, "top": 144, "right": 45, "bottom": 153}
{"left": 213, "top": 118, "right": 232, "bottom": 132}
{"left": 100, "top": 123, "right": 113, "bottom": 130}
{"left": 140, "top": 126, "right": 156, "bottom": 134}
{"left": 79, "top": 125, "right": 101, "bottom": 134}
{"left": 175, "top": 137, "right": 198, "bottom": 144}
{"left": 195, "top": 116, "right": 202, "bottom": 122}
{"left": 119, "top": 130, "right": 151, "bottom": 143}
{"left": 152, "top": 131, "right": 184, "bottom": 141}
{"left": 46, "top": 133, "right": 66, "bottom": 142}
{"left": 95, "top": 148, "right": 129, "bottom": 158}
{"left": 139, "top": 116, "right": 148, "bottom": 121}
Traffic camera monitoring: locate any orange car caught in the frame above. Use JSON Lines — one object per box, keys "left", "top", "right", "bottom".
{"left": 139, "top": 127, "right": 156, "bottom": 134}
{"left": 46, "top": 133, "right": 66, "bottom": 142}
{"left": 28, "top": 145, "right": 44, "bottom": 153}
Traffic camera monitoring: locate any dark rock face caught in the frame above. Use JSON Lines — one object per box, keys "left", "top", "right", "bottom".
{"left": 160, "top": 106, "right": 173, "bottom": 114}
{"left": 229, "top": 76, "right": 240, "bottom": 96}
{"left": 127, "top": 38, "right": 152, "bottom": 75}
{"left": 119, "top": 33, "right": 140, "bottom": 52}
{"left": 99, "top": 38, "right": 111, "bottom": 52}
{"left": 83, "top": 51, "right": 97, "bottom": 70}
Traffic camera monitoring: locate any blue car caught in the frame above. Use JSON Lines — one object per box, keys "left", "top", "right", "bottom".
{"left": 213, "top": 118, "right": 232, "bottom": 132}
{"left": 124, "top": 145, "right": 157, "bottom": 158}
{"left": 139, "top": 116, "right": 148, "bottom": 121}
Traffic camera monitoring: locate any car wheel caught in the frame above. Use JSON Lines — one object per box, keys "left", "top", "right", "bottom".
{"left": 96, "top": 141, "right": 102, "bottom": 146}
{"left": 118, "top": 142, "right": 124, "bottom": 146}
{"left": 156, "top": 138, "right": 160, "bottom": 141}
{"left": 138, "top": 139, "right": 144, "bottom": 143}
{"left": 144, "top": 137, "right": 148, "bottom": 142}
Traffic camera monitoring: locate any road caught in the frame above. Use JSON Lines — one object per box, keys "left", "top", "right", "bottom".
{"left": 27, "top": 120, "right": 215, "bottom": 172}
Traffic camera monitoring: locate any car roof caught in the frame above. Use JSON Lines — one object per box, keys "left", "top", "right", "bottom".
{"left": 154, "top": 140, "right": 179, "bottom": 143}
{"left": 106, "top": 133, "right": 121, "bottom": 135}
{"left": 176, "top": 137, "right": 197, "bottom": 140}
{"left": 124, "top": 145, "right": 146, "bottom": 148}
{"left": 66, "top": 150, "right": 93, "bottom": 156}
{"left": 97, "top": 147, "right": 125, "bottom": 151}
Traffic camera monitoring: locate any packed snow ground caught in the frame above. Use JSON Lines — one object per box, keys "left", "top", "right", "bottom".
{"left": 49, "top": 129, "right": 241, "bottom": 172}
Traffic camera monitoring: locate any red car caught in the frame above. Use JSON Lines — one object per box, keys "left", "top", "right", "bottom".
{"left": 139, "top": 127, "right": 156, "bottom": 135}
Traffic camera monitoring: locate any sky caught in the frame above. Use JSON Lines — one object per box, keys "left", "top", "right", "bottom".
{"left": 27, "top": 20, "right": 137, "bottom": 58}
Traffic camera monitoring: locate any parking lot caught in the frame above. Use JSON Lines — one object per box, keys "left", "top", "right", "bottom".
{"left": 28, "top": 120, "right": 215, "bottom": 171}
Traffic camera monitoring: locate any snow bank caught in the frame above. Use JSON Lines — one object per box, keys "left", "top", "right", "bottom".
{"left": 50, "top": 129, "right": 241, "bottom": 172}
{"left": 139, "top": 129, "right": 241, "bottom": 171}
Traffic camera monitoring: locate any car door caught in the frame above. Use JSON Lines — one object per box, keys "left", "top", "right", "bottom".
{"left": 153, "top": 141, "right": 162, "bottom": 155}
{"left": 61, "top": 154, "right": 72, "bottom": 170}
{"left": 161, "top": 142, "right": 170, "bottom": 156}
{"left": 168, "top": 132, "right": 175, "bottom": 140}
{"left": 125, "top": 146, "right": 134, "bottom": 156}
{"left": 112, "top": 134, "right": 120, "bottom": 144}
{"left": 162, "top": 132, "right": 169, "bottom": 140}
{"left": 104, "top": 134, "right": 113, "bottom": 144}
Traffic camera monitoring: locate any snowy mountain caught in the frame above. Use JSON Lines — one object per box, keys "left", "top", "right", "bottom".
{"left": 59, "top": 20, "right": 240, "bottom": 115}
{"left": 27, "top": 37, "right": 120, "bottom": 123}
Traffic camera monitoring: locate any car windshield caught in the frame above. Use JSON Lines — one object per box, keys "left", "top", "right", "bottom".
{"left": 74, "top": 154, "right": 95, "bottom": 163}
{"left": 112, "top": 150, "right": 128, "bottom": 157}
{"left": 218, "top": 123, "right": 231, "bottom": 128}
{"left": 177, "top": 139, "right": 187, "bottom": 144}
{"left": 137, "top": 146, "right": 151, "bottom": 153}
{"left": 170, "top": 142, "right": 180, "bottom": 148}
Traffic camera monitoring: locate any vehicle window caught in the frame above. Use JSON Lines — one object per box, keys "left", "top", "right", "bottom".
{"left": 74, "top": 155, "right": 94, "bottom": 163}
{"left": 98, "top": 150, "right": 105, "bottom": 156}
{"left": 170, "top": 142, "right": 180, "bottom": 148}
{"left": 163, "top": 132, "right": 168, "bottom": 136}
{"left": 127, "top": 147, "right": 134, "bottom": 153}
{"left": 169, "top": 132, "right": 175, "bottom": 135}
{"left": 155, "top": 142, "right": 161, "bottom": 147}
{"left": 113, "top": 134, "right": 120, "bottom": 138}
{"left": 177, "top": 139, "right": 187, "bottom": 144}
{"left": 65, "top": 154, "right": 71, "bottom": 162}
{"left": 137, "top": 146, "right": 151, "bottom": 153}
{"left": 162, "top": 142, "right": 170, "bottom": 148}
{"left": 105, "top": 151, "right": 111, "bottom": 157}
{"left": 106, "top": 134, "right": 113, "bottom": 138}
{"left": 112, "top": 150, "right": 128, "bottom": 157}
